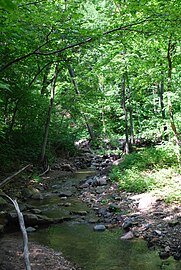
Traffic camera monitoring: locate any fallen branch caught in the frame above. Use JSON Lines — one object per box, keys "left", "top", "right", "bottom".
{"left": 38, "top": 165, "right": 50, "bottom": 177}
{"left": 0, "top": 164, "right": 31, "bottom": 188}
{"left": 0, "top": 193, "right": 31, "bottom": 270}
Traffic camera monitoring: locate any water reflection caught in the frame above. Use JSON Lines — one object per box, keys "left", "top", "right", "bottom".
{"left": 30, "top": 222, "right": 181, "bottom": 270}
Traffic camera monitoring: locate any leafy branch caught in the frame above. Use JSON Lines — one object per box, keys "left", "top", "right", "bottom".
{"left": 1, "top": 16, "right": 167, "bottom": 71}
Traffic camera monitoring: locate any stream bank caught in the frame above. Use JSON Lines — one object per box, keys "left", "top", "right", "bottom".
{"left": 0, "top": 148, "right": 181, "bottom": 269}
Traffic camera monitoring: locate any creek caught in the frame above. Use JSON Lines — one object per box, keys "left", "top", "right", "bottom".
{"left": 28, "top": 171, "right": 180, "bottom": 270}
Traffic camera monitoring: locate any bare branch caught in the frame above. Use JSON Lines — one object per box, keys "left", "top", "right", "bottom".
{"left": 19, "top": 0, "right": 46, "bottom": 7}
{"left": 0, "top": 164, "right": 31, "bottom": 188}
{"left": 1, "top": 29, "right": 54, "bottom": 71}
{"left": 29, "top": 61, "right": 52, "bottom": 86}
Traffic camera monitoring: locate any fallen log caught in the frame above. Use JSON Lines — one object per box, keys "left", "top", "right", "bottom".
{"left": 0, "top": 164, "right": 31, "bottom": 188}
{"left": 0, "top": 193, "right": 31, "bottom": 270}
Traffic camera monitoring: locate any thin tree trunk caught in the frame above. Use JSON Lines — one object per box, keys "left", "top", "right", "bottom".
{"left": 98, "top": 79, "right": 107, "bottom": 135}
{"left": 129, "top": 104, "right": 134, "bottom": 144}
{"left": 153, "top": 86, "right": 157, "bottom": 113}
{"left": 126, "top": 73, "right": 134, "bottom": 145}
{"left": 122, "top": 75, "right": 129, "bottom": 154}
{"left": 8, "top": 97, "right": 22, "bottom": 136}
{"left": 40, "top": 62, "right": 59, "bottom": 166}
{"left": 159, "top": 77, "right": 167, "bottom": 138}
{"left": 167, "top": 35, "right": 180, "bottom": 165}
{"left": 41, "top": 64, "right": 52, "bottom": 95}
{"left": 67, "top": 62, "right": 95, "bottom": 140}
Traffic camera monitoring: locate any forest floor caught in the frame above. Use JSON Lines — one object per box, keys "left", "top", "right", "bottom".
{"left": 0, "top": 234, "right": 79, "bottom": 270}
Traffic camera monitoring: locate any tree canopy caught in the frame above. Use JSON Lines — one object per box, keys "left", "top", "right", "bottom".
{"left": 0, "top": 0, "right": 181, "bottom": 170}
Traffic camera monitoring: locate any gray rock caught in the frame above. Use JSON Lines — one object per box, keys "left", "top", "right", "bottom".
{"left": 88, "top": 217, "right": 99, "bottom": 223}
{"left": 98, "top": 207, "right": 107, "bottom": 216}
{"left": 159, "top": 251, "right": 170, "bottom": 259}
{"left": 80, "top": 183, "right": 89, "bottom": 188}
{"left": 70, "top": 210, "right": 88, "bottom": 215}
{"left": 93, "top": 224, "right": 106, "bottom": 231}
{"left": 173, "top": 252, "right": 181, "bottom": 260}
{"left": 30, "top": 208, "right": 42, "bottom": 214}
{"left": 26, "top": 226, "right": 36, "bottom": 232}
{"left": 59, "top": 191, "right": 72, "bottom": 197}
{"left": 120, "top": 231, "right": 134, "bottom": 240}
{"left": 168, "top": 220, "right": 179, "bottom": 227}
{"left": 31, "top": 193, "right": 43, "bottom": 200}
{"left": 122, "top": 219, "right": 132, "bottom": 229}
{"left": 24, "top": 213, "right": 39, "bottom": 225}
{"left": 154, "top": 229, "right": 162, "bottom": 236}
{"left": 109, "top": 203, "right": 120, "bottom": 212}
{"left": 96, "top": 186, "right": 106, "bottom": 194}
{"left": 96, "top": 176, "right": 107, "bottom": 186}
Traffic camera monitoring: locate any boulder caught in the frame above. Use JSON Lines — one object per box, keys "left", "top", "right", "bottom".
{"left": 93, "top": 224, "right": 106, "bottom": 231}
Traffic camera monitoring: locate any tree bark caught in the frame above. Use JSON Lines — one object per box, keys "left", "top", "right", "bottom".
{"left": 167, "top": 35, "right": 180, "bottom": 165}
{"left": 122, "top": 75, "right": 129, "bottom": 154}
{"left": 126, "top": 73, "right": 134, "bottom": 145}
{"left": 159, "top": 77, "right": 167, "bottom": 138}
{"left": 0, "top": 194, "right": 31, "bottom": 270}
{"left": 40, "top": 62, "right": 59, "bottom": 166}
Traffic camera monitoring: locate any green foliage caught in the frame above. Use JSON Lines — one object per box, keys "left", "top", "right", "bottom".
{"left": 0, "top": 0, "right": 180, "bottom": 172}
{"left": 0, "top": 0, "right": 16, "bottom": 10}
{"left": 110, "top": 145, "right": 180, "bottom": 202}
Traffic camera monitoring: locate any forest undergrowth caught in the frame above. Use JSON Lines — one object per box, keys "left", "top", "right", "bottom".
{"left": 110, "top": 143, "right": 181, "bottom": 203}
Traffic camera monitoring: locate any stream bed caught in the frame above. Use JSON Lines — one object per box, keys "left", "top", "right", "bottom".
{"left": 28, "top": 171, "right": 181, "bottom": 270}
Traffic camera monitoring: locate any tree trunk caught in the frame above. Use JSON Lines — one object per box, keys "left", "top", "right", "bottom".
{"left": 122, "top": 75, "right": 129, "bottom": 154}
{"left": 40, "top": 62, "right": 59, "bottom": 167}
{"left": 41, "top": 64, "right": 52, "bottom": 95}
{"left": 159, "top": 78, "right": 167, "bottom": 138}
{"left": 129, "top": 104, "right": 134, "bottom": 145}
{"left": 126, "top": 73, "right": 134, "bottom": 145}
{"left": 167, "top": 35, "right": 180, "bottom": 166}
{"left": 98, "top": 79, "right": 107, "bottom": 135}
{"left": 67, "top": 62, "right": 95, "bottom": 140}
{"left": 8, "top": 97, "right": 22, "bottom": 136}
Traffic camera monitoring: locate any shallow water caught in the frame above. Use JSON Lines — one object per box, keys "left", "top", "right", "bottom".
{"left": 29, "top": 171, "right": 181, "bottom": 270}
{"left": 30, "top": 222, "right": 181, "bottom": 270}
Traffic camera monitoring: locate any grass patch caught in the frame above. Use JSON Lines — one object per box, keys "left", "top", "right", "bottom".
{"left": 110, "top": 143, "right": 181, "bottom": 202}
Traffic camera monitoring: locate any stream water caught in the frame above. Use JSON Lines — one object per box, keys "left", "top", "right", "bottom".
{"left": 29, "top": 171, "right": 181, "bottom": 270}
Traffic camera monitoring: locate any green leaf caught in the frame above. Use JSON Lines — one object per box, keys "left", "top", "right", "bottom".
{"left": 0, "top": 0, "right": 16, "bottom": 10}
{"left": 0, "top": 82, "right": 11, "bottom": 91}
